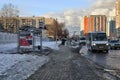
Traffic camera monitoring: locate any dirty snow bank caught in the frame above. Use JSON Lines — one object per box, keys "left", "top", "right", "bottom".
{"left": 0, "top": 54, "right": 49, "bottom": 80}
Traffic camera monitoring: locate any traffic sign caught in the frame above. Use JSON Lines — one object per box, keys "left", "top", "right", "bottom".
{"left": 39, "top": 22, "right": 43, "bottom": 29}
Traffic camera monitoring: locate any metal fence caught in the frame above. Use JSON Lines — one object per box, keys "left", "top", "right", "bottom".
{"left": 0, "top": 32, "right": 17, "bottom": 44}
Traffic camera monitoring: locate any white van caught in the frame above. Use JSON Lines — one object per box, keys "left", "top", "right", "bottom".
{"left": 86, "top": 31, "right": 109, "bottom": 53}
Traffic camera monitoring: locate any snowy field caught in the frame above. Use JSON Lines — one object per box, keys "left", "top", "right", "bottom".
{"left": 0, "top": 41, "right": 61, "bottom": 80}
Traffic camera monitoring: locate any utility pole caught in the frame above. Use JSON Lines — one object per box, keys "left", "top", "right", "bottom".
{"left": 39, "top": 19, "right": 44, "bottom": 52}
{"left": 40, "top": 27, "right": 42, "bottom": 52}
{"left": 16, "top": 16, "right": 20, "bottom": 52}
{"left": 55, "top": 18, "right": 58, "bottom": 44}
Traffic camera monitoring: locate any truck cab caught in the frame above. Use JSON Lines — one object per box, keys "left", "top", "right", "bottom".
{"left": 86, "top": 31, "right": 109, "bottom": 53}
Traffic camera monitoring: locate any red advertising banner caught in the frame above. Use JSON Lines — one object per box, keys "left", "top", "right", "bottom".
{"left": 20, "top": 31, "right": 33, "bottom": 49}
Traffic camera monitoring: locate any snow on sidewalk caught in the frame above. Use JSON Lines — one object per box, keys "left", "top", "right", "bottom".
{"left": 36, "top": 41, "right": 61, "bottom": 50}
{"left": 0, "top": 43, "right": 17, "bottom": 52}
{"left": 0, "top": 41, "right": 61, "bottom": 53}
{"left": 0, "top": 54, "right": 49, "bottom": 80}
{"left": 0, "top": 41, "right": 61, "bottom": 80}
{"left": 79, "top": 46, "right": 88, "bottom": 55}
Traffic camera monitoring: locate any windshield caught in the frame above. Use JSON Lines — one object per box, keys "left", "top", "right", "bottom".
{"left": 110, "top": 40, "right": 119, "bottom": 43}
{"left": 92, "top": 33, "right": 107, "bottom": 41}
{"left": 80, "top": 37, "right": 86, "bottom": 40}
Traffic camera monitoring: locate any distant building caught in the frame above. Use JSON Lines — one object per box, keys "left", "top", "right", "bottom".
{"left": 68, "top": 26, "right": 80, "bottom": 37}
{"left": 45, "top": 18, "right": 57, "bottom": 39}
{"left": 116, "top": 0, "right": 120, "bottom": 37}
{"left": 0, "top": 17, "right": 19, "bottom": 33}
{"left": 107, "top": 16, "right": 116, "bottom": 38}
{"left": 83, "top": 15, "right": 107, "bottom": 36}
{"left": 80, "top": 17, "right": 84, "bottom": 36}
{"left": 0, "top": 16, "right": 58, "bottom": 39}
{"left": 19, "top": 16, "right": 45, "bottom": 28}
{"left": 84, "top": 16, "right": 89, "bottom": 36}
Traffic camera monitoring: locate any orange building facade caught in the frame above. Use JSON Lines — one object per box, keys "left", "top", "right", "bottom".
{"left": 84, "top": 16, "right": 89, "bottom": 36}
{"left": 84, "top": 15, "right": 107, "bottom": 36}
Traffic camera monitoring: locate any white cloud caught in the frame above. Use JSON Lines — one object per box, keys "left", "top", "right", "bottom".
{"left": 91, "top": 0, "right": 116, "bottom": 9}
{"left": 109, "top": 8, "right": 115, "bottom": 16}
{"left": 43, "top": 0, "right": 116, "bottom": 33}
{"left": 90, "top": 8, "right": 109, "bottom": 15}
{"left": 43, "top": 9, "right": 86, "bottom": 27}
{"left": 89, "top": 0, "right": 116, "bottom": 16}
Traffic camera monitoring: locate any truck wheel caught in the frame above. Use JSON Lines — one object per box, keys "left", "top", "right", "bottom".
{"left": 92, "top": 49, "right": 95, "bottom": 53}
{"left": 105, "top": 50, "right": 108, "bottom": 53}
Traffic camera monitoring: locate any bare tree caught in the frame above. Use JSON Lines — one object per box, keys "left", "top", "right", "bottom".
{"left": 0, "top": 3, "right": 19, "bottom": 17}
{"left": 0, "top": 22, "right": 4, "bottom": 31}
{"left": 63, "top": 29, "right": 69, "bottom": 38}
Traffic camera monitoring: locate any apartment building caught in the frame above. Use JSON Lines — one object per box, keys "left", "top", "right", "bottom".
{"left": 0, "top": 17, "right": 19, "bottom": 33}
{"left": 84, "top": 15, "right": 107, "bottom": 36}
{"left": 107, "top": 16, "right": 116, "bottom": 38}
{"left": 0, "top": 16, "right": 56, "bottom": 31}
{"left": 80, "top": 17, "right": 84, "bottom": 36}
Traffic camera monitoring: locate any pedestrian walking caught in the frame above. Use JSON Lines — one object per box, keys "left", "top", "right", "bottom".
{"left": 61, "top": 38, "right": 66, "bottom": 45}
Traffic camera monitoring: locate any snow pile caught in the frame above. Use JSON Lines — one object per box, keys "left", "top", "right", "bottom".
{"left": 0, "top": 41, "right": 62, "bottom": 80}
{"left": 0, "top": 41, "right": 61, "bottom": 53}
{"left": 36, "top": 41, "right": 61, "bottom": 50}
{"left": 43, "top": 41, "right": 61, "bottom": 50}
{"left": 79, "top": 46, "right": 88, "bottom": 55}
{"left": 0, "top": 43, "right": 17, "bottom": 52}
{"left": 0, "top": 54, "right": 49, "bottom": 80}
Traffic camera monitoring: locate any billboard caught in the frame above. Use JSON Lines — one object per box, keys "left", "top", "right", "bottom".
{"left": 20, "top": 31, "right": 33, "bottom": 49}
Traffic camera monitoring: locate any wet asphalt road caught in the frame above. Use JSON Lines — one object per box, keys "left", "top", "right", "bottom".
{"left": 79, "top": 46, "right": 120, "bottom": 79}
{"left": 26, "top": 45, "right": 106, "bottom": 80}
{"left": 80, "top": 46, "right": 120, "bottom": 70}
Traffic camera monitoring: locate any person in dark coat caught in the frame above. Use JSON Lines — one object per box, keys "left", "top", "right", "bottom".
{"left": 61, "top": 38, "right": 66, "bottom": 45}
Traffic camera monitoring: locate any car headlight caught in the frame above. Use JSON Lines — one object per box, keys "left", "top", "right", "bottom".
{"left": 111, "top": 44, "right": 114, "bottom": 46}
{"left": 106, "top": 43, "right": 109, "bottom": 45}
{"left": 92, "top": 43, "right": 96, "bottom": 46}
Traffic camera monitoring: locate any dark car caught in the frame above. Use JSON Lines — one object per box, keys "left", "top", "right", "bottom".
{"left": 109, "top": 40, "right": 120, "bottom": 49}
{"left": 79, "top": 36, "right": 86, "bottom": 45}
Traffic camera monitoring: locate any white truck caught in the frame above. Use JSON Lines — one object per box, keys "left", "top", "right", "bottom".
{"left": 86, "top": 31, "right": 109, "bottom": 53}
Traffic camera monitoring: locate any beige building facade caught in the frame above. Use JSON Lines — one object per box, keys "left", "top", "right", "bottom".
{"left": 116, "top": 0, "right": 120, "bottom": 37}
{"left": 0, "top": 16, "right": 57, "bottom": 33}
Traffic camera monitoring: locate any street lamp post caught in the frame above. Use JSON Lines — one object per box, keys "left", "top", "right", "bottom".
{"left": 55, "top": 18, "right": 58, "bottom": 44}
{"left": 39, "top": 18, "right": 44, "bottom": 52}
{"left": 16, "top": 16, "right": 20, "bottom": 52}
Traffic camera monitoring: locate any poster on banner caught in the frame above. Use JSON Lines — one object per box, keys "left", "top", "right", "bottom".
{"left": 20, "top": 31, "right": 33, "bottom": 49}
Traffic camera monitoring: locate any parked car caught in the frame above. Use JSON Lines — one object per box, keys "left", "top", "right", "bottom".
{"left": 79, "top": 36, "right": 86, "bottom": 45}
{"left": 109, "top": 40, "right": 120, "bottom": 49}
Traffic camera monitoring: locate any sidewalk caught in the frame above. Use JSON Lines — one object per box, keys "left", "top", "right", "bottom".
{"left": 27, "top": 45, "right": 106, "bottom": 80}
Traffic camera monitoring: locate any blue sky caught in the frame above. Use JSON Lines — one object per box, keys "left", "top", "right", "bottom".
{"left": 0, "top": 0, "right": 115, "bottom": 34}
{"left": 0, "top": 0, "right": 94, "bottom": 16}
